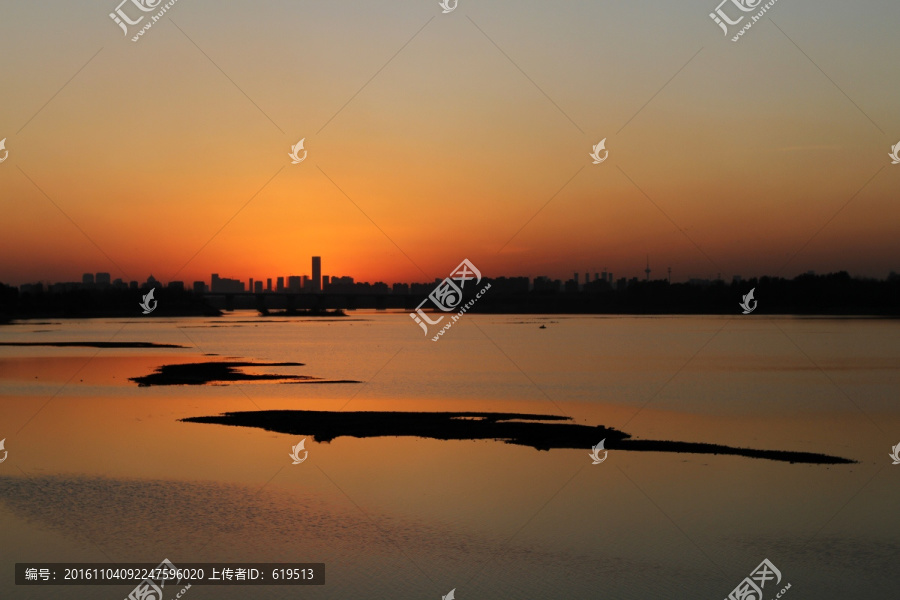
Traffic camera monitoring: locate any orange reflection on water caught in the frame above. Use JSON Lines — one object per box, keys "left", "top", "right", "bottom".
{"left": 0, "top": 354, "right": 209, "bottom": 386}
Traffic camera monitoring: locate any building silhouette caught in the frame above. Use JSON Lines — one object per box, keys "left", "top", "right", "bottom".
{"left": 312, "top": 256, "right": 322, "bottom": 293}
{"left": 211, "top": 273, "right": 244, "bottom": 293}
{"left": 534, "top": 276, "right": 560, "bottom": 292}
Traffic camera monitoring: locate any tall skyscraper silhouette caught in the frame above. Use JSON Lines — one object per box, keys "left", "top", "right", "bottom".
{"left": 312, "top": 256, "right": 322, "bottom": 293}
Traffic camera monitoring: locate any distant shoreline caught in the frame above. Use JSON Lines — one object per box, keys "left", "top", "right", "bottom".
{"left": 3, "top": 311, "right": 900, "bottom": 323}
{"left": 3, "top": 271, "right": 900, "bottom": 320}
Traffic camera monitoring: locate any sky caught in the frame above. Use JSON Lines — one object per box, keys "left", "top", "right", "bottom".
{"left": 0, "top": 0, "right": 898, "bottom": 286}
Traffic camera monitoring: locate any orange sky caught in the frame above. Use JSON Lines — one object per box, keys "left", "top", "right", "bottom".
{"left": 1, "top": 1, "right": 898, "bottom": 286}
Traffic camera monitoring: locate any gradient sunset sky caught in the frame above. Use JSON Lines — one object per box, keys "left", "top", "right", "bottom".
{"left": 1, "top": 0, "right": 898, "bottom": 286}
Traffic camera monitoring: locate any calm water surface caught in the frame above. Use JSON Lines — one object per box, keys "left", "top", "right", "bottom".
{"left": 1, "top": 313, "right": 898, "bottom": 599}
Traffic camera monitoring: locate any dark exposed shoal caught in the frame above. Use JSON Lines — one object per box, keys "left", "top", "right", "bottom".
{"left": 130, "top": 361, "right": 361, "bottom": 386}
{"left": 0, "top": 341, "right": 186, "bottom": 348}
{"left": 181, "top": 410, "right": 856, "bottom": 464}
